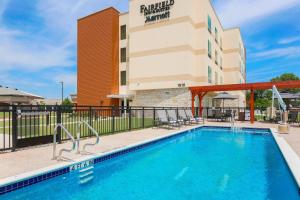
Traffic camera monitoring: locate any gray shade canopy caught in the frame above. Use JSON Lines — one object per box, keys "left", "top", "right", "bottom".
{"left": 213, "top": 92, "right": 238, "bottom": 100}
{"left": 275, "top": 92, "right": 300, "bottom": 99}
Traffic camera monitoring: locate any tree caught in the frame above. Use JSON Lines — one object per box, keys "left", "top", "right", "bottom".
{"left": 62, "top": 98, "right": 73, "bottom": 106}
{"left": 271, "top": 73, "right": 300, "bottom": 93}
{"left": 246, "top": 73, "right": 300, "bottom": 108}
{"left": 246, "top": 90, "right": 272, "bottom": 109}
{"left": 271, "top": 73, "right": 299, "bottom": 82}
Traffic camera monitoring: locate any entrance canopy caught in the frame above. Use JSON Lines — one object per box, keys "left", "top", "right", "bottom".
{"left": 189, "top": 80, "right": 300, "bottom": 123}
{"left": 107, "top": 94, "right": 134, "bottom": 99}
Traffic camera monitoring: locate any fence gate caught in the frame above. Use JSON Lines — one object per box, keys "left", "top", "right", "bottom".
{"left": 14, "top": 106, "right": 58, "bottom": 149}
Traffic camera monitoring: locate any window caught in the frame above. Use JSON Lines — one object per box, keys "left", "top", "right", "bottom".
{"left": 220, "top": 38, "right": 223, "bottom": 50}
{"left": 220, "top": 57, "right": 223, "bottom": 69}
{"left": 120, "top": 25, "right": 126, "bottom": 40}
{"left": 208, "top": 40, "right": 212, "bottom": 58}
{"left": 208, "top": 15, "right": 212, "bottom": 33}
{"left": 215, "top": 50, "right": 218, "bottom": 65}
{"left": 121, "top": 48, "right": 126, "bottom": 63}
{"left": 208, "top": 66, "right": 212, "bottom": 83}
{"left": 220, "top": 76, "right": 223, "bottom": 84}
{"left": 120, "top": 71, "right": 126, "bottom": 86}
{"left": 215, "top": 28, "right": 218, "bottom": 43}
{"left": 215, "top": 72, "right": 218, "bottom": 85}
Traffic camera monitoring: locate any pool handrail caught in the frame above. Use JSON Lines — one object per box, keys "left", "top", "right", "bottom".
{"left": 76, "top": 121, "right": 100, "bottom": 154}
{"left": 53, "top": 123, "right": 76, "bottom": 160}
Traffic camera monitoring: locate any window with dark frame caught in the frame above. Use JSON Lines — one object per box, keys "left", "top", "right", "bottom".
{"left": 121, "top": 48, "right": 126, "bottom": 63}
{"left": 120, "top": 25, "right": 126, "bottom": 40}
{"left": 121, "top": 71, "right": 126, "bottom": 86}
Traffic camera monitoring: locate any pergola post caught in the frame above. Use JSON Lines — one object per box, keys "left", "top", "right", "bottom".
{"left": 198, "top": 92, "right": 207, "bottom": 117}
{"left": 191, "top": 92, "right": 196, "bottom": 115}
{"left": 250, "top": 90, "right": 255, "bottom": 124}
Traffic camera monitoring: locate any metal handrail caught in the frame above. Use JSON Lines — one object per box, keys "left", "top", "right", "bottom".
{"left": 53, "top": 123, "right": 76, "bottom": 160}
{"left": 76, "top": 121, "right": 100, "bottom": 154}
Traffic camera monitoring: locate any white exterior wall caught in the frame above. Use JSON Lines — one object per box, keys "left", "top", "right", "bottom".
{"left": 118, "top": 0, "right": 246, "bottom": 107}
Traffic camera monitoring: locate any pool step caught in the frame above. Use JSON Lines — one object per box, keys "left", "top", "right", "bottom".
{"left": 79, "top": 176, "right": 94, "bottom": 185}
{"left": 79, "top": 166, "right": 94, "bottom": 173}
{"left": 79, "top": 171, "right": 93, "bottom": 178}
{"left": 79, "top": 166, "right": 94, "bottom": 185}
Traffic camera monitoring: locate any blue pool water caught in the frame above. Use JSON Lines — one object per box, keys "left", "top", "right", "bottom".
{"left": 1, "top": 127, "right": 300, "bottom": 200}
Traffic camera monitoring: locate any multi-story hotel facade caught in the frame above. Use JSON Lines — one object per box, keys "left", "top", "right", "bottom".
{"left": 77, "top": 0, "right": 246, "bottom": 108}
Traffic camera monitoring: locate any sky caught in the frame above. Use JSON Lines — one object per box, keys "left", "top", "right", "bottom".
{"left": 0, "top": 0, "right": 299, "bottom": 99}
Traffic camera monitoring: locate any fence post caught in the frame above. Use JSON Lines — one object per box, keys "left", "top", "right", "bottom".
{"left": 89, "top": 106, "right": 92, "bottom": 136}
{"left": 112, "top": 106, "right": 115, "bottom": 133}
{"left": 142, "top": 107, "right": 145, "bottom": 128}
{"left": 128, "top": 107, "right": 132, "bottom": 130}
{"left": 153, "top": 107, "right": 156, "bottom": 127}
{"left": 56, "top": 106, "right": 62, "bottom": 143}
{"left": 12, "top": 105, "right": 18, "bottom": 151}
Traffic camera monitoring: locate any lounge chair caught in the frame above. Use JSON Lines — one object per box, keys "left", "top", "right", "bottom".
{"left": 155, "top": 110, "right": 180, "bottom": 128}
{"left": 185, "top": 109, "right": 204, "bottom": 124}
{"left": 167, "top": 109, "right": 184, "bottom": 126}
{"left": 178, "top": 109, "right": 191, "bottom": 125}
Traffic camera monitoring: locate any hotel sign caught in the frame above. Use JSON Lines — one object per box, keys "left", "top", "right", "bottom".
{"left": 140, "top": 0, "right": 175, "bottom": 24}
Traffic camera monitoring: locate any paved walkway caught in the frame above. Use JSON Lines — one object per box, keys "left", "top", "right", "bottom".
{"left": 0, "top": 122, "right": 299, "bottom": 180}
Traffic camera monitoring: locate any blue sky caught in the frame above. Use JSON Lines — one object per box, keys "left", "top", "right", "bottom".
{"left": 0, "top": 0, "right": 299, "bottom": 99}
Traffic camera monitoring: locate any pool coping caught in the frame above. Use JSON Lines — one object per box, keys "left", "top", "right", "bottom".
{"left": 1, "top": 125, "right": 300, "bottom": 195}
{"left": 271, "top": 128, "right": 300, "bottom": 191}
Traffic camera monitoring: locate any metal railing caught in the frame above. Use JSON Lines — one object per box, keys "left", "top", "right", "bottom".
{"left": 53, "top": 123, "right": 76, "bottom": 160}
{"left": 77, "top": 120, "right": 100, "bottom": 154}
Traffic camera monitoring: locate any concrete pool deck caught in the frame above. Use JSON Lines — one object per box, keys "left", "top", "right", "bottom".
{"left": 0, "top": 122, "right": 299, "bottom": 180}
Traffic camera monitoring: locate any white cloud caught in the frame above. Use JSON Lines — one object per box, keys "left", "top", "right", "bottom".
{"left": 249, "top": 46, "right": 300, "bottom": 60}
{"left": 278, "top": 36, "right": 300, "bottom": 45}
{"left": 53, "top": 73, "right": 77, "bottom": 86}
{"left": 0, "top": 0, "right": 127, "bottom": 72}
{"left": 214, "top": 0, "right": 300, "bottom": 28}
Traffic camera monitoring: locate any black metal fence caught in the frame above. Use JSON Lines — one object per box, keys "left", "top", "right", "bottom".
{"left": 0, "top": 105, "right": 192, "bottom": 151}
{"left": 0, "top": 105, "right": 286, "bottom": 152}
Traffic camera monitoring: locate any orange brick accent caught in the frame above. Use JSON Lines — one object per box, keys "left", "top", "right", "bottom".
{"left": 77, "top": 7, "right": 119, "bottom": 106}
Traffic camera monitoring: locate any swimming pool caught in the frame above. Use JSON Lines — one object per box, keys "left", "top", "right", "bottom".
{"left": 1, "top": 127, "right": 299, "bottom": 200}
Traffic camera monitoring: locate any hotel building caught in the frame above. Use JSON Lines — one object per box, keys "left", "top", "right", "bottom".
{"left": 77, "top": 0, "right": 246, "bottom": 108}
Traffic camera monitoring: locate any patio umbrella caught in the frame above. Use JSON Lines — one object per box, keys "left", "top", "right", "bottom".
{"left": 213, "top": 92, "right": 238, "bottom": 109}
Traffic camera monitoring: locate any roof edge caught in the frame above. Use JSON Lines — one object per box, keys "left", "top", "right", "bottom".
{"left": 78, "top": 7, "right": 120, "bottom": 21}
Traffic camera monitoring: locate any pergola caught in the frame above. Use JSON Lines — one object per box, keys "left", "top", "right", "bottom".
{"left": 189, "top": 80, "right": 300, "bottom": 124}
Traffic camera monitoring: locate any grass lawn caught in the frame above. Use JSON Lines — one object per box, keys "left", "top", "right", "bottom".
{"left": 0, "top": 115, "right": 154, "bottom": 139}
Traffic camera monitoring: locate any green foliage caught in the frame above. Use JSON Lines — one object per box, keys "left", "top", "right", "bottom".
{"left": 62, "top": 98, "right": 73, "bottom": 106}
{"left": 246, "top": 73, "right": 300, "bottom": 108}
{"left": 271, "top": 73, "right": 299, "bottom": 82}
{"left": 246, "top": 90, "right": 272, "bottom": 108}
